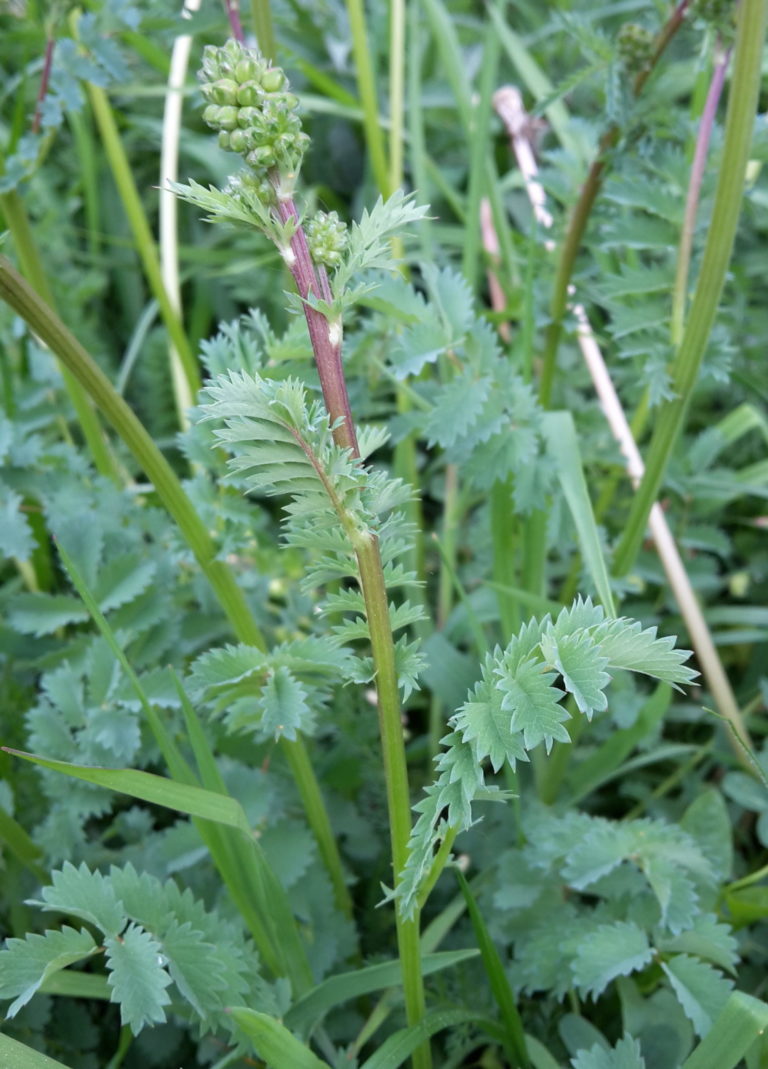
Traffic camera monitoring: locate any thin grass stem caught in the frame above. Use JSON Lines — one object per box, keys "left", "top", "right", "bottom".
{"left": 159, "top": 0, "right": 201, "bottom": 431}
{"left": 86, "top": 82, "right": 200, "bottom": 403}
{"left": 345, "top": 0, "right": 390, "bottom": 195}
{"left": 613, "top": 0, "right": 768, "bottom": 576}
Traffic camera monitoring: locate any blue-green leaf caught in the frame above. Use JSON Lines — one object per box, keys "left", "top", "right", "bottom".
{"left": 0, "top": 926, "right": 98, "bottom": 1016}
{"left": 105, "top": 923, "right": 173, "bottom": 1033}
{"left": 29, "top": 861, "right": 124, "bottom": 936}
{"left": 571, "top": 1034, "right": 646, "bottom": 1069}
{"left": 663, "top": 955, "right": 733, "bottom": 1036}
{"left": 572, "top": 922, "right": 653, "bottom": 998}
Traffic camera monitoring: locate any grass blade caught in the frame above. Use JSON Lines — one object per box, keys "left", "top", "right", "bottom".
{"left": 613, "top": 0, "right": 768, "bottom": 575}
{"left": 285, "top": 950, "right": 479, "bottom": 1034}
{"left": 0, "top": 1036, "right": 75, "bottom": 1069}
{"left": 228, "top": 1009, "right": 331, "bottom": 1068}
{"left": 455, "top": 869, "right": 531, "bottom": 1068}
{"left": 0, "top": 804, "right": 46, "bottom": 881}
{"left": 681, "top": 991, "right": 768, "bottom": 1069}
{"left": 542, "top": 411, "right": 616, "bottom": 617}
{"left": 2, "top": 750, "right": 251, "bottom": 833}
{"left": 361, "top": 1009, "right": 506, "bottom": 1069}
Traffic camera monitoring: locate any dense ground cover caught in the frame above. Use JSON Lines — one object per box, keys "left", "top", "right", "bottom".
{"left": 1, "top": 1, "right": 767, "bottom": 1066}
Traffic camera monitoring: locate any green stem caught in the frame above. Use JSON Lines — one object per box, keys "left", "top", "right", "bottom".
{"left": 249, "top": 0, "right": 276, "bottom": 60}
{"left": 0, "top": 255, "right": 351, "bottom": 920}
{"left": 437, "top": 465, "right": 460, "bottom": 632}
{"left": 0, "top": 189, "right": 118, "bottom": 482}
{"left": 613, "top": 0, "right": 768, "bottom": 576}
{"left": 540, "top": 147, "right": 610, "bottom": 407}
{"left": 540, "top": 0, "right": 691, "bottom": 406}
{"left": 461, "top": 24, "right": 501, "bottom": 294}
{"left": 275, "top": 180, "right": 429, "bottom": 1059}
{"left": 346, "top": 0, "right": 390, "bottom": 195}
{"left": 356, "top": 537, "right": 431, "bottom": 1069}
{"left": 388, "top": 0, "right": 405, "bottom": 198}
{"left": 86, "top": 82, "right": 200, "bottom": 403}
{"left": 671, "top": 43, "right": 730, "bottom": 347}
{"left": 277, "top": 188, "right": 429, "bottom": 1060}
{"left": 490, "top": 478, "right": 521, "bottom": 641}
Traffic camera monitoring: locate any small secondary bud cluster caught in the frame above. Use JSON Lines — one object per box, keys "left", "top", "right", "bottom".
{"left": 305, "top": 211, "right": 348, "bottom": 268}
{"left": 691, "top": 0, "right": 736, "bottom": 32}
{"left": 199, "top": 39, "right": 309, "bottom": 177}
{"left": 616, "top": 23, "right": 654, "bottom": 72}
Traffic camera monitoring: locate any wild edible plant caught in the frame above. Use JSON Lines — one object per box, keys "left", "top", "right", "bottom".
{"left": 0, "top": 17, "right": 766, "bottom": 1069}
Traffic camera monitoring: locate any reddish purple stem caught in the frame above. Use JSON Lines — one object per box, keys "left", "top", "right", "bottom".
{"left": 683, "top": 43, "right": 732, "bottom": 254}
{"left": 223, "top": 0, "right": 245, "bottom": 43}
{"left": 33, "top": 37, "right": 55, "bottom": 134}
{"left": 274, "top": 196, "right": 360, "bottom": 457}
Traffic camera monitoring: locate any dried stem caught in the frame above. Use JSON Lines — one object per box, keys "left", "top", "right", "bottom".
{"left": 494, "top": 84, "right": 754, "bottom": 768}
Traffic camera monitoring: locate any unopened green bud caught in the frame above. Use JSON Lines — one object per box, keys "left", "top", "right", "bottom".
{"left": 218, "top": 130, "right": 231, "bottom": 150}
{"left": 237, "top": 82, "right": 261, "bottom": 106}
{"left": 261, "top": 68, "right": 285, "bottom": 93}
{"left": 235, "top": 58, "right": 261, "bottom": 83}
{"left": 202, "top": 104, "right": 219, "bottom": 125}
{"left": 211, "top": 78, "right": 239, "bottom": 105}
{"left": 306, "top": 210, "right": 348, "bottom": 268}
{"left": 217, "top": 105, "right": 239, "bottom": 130}
{"left": 237, "top": 106, "right": 259, "bottom": 129}
{"left": 247, "top": 146, "right": 276, "bottom": 168}
{"left": 229, "top": 128, "right": 248, "bottom": 153}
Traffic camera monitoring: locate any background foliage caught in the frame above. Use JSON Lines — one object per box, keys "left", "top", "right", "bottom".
{"left": 1, "top": 0, "right": 767, "bottom": 1066}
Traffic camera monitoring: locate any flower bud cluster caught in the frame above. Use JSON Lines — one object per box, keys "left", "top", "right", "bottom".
{"left": 305, "top": 211, "right": 348, "bottom": 269}
{"left": 691, "top": 0, "right": 736, "bottom": 32}
{"left": 199, "top": 39, "right": 309, "bottom": 177}
{"left": 616, "top": 23, "right": 654, "bottom": 72}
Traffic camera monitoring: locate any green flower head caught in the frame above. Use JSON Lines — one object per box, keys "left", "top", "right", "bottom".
{"left": 199, "top": 40, "right": 308, "bottom": 179}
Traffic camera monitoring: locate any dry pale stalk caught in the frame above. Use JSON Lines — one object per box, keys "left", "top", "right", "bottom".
{"left": 487, "top": 85, "right": 752, "bottom": 760}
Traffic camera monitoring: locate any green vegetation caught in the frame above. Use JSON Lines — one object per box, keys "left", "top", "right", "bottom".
{"left": 1, "top": 1, "right": 767, "bottom": 1067}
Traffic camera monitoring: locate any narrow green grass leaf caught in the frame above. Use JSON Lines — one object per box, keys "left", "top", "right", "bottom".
{"left": 38, "top": 971, "right": 111, "bottom": 1000}
{"left": 421, "top": 0, "right": 472, "bottom": 130}
{"left": 361, "top": 1009, "right": 498, "bottom": 1069}
{"left": 345, "top": 0, "right": 389, "bottom": 195}
{"left": 525, "top": 1034, "right": 564, "bottom": 1069}
{"left": 2, "top": 749, "right": 251, "bottom": 835}
{"left": 0, "top": 1035, "right": 75, "bottom": 1069}
{"left": 228, "top": 1008, "right": 331, "bottom": 1068}
{"left": 284, "top": 950, "right": 479, "bottom": 1034}
{"left": 172, "top": 670, "right": 228, "bottom": 794}
{"left": 681, "top": 991, "right": 768, "bottom": 1069}
{"left": 455, "top": 869, "right": 531, "bottom": 1067}
{"left": 542, "top": 411, "right": 616, "bottom": 617}
{"left": 0, "top": 804, "right": 46, "bottom": 880}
